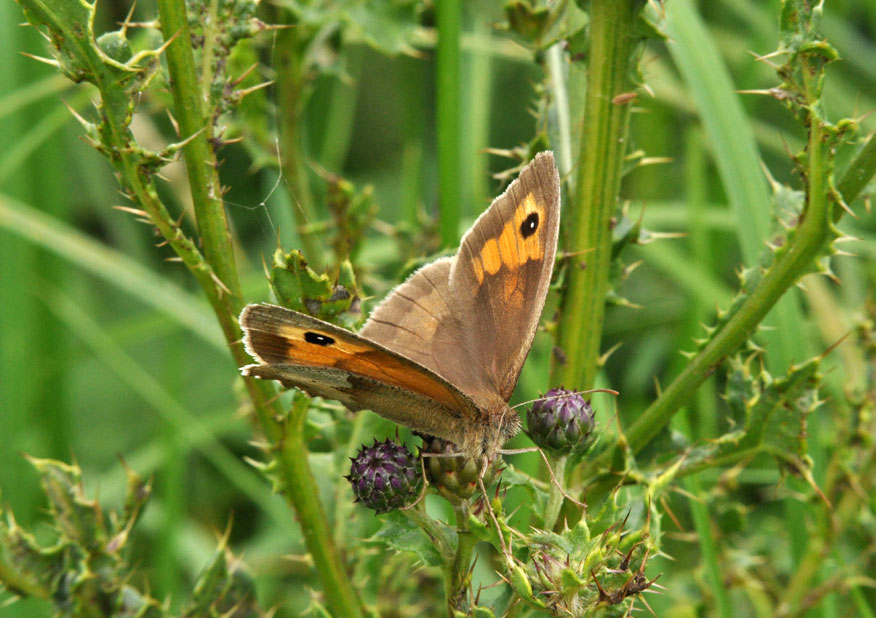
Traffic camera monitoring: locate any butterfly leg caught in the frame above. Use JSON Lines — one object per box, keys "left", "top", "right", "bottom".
{"left": 499, "top": 446, "right": 587, "bottom": 510}
{"left": 477, "top": 458, "right": 514, "bottom": 564}
{"left": 400, "top": 457, "right": 429, "bottom": 511}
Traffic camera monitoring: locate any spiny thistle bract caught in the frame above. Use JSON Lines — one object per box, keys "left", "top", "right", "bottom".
{"left": 527, "top": 388, "right": 595, "bottom": 457}
{"left": 346, "top": 439, "right": 422, "bottom": 514}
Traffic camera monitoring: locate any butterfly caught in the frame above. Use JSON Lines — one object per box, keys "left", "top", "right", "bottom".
{"left": 239, "top": 151, "right": 560, "bottom": 465}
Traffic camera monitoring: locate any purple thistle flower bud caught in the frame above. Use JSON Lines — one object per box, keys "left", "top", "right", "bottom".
{"left": 526, "top": 388, "right": 595, "bottom": 456}
{"left": 346, "top": 439, "right": 422, "bottom": 514}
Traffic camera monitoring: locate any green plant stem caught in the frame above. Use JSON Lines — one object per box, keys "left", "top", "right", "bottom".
{"left": 403, "top": 503, "right": 455, "bottom": 563}
{"left": 551, "top": 0, "right": 644, "bottom": 391}
{"left": 447, "top": 504, "right": 477, "bottom": 615}
{"left": 156, "top": 0, "right": 242, "bottom": 311}
{"left": 282, "top": 394, "right": 364, "bottom": 618}
{"left": 542, "top": 455, "right": 567, "bottom": 531}
{"left": 154, "top": 0, "right": 270, "bottom": 419}
{"left": 584, "top": 51, "right": 840, "bottom": 492}
{"left": 436, "top": 0, "right": 461, "bottom": 246}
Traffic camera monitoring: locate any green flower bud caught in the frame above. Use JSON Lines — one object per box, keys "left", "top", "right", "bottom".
{"left": 420, "top": 436, "right": 500, "bottom": 505}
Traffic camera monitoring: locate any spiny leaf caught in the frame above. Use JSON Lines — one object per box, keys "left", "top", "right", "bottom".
{"left": 271, "top": 249, "right": 361, "bottom": 326}
{"left": 368, "top": 511, "right": 447, "bottom": 568}
{"left": 684, "top": 353, "right": 823, "bottom": 477}
{"left": 27, "top": 457, "right": 105, "bottom": 554}
{"left": 183, "top": 535, "right": 260, "bottom": 618}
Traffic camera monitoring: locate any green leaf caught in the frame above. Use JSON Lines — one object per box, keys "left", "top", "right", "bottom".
{"left": 183, "top": 535, "right": 259, "bottom": 617}
{"left": 0, "top": 509, "right": 64, "bottom": 597}
{"left": 368, "top": 511, "right": 446, "bottom": 567}
{"left": 0, "top": 195, "right": 223, "bottom": 349}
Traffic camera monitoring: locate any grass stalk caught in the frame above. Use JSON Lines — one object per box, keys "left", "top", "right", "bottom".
{"left": 274, "top": 27, "right": 323, "bottom": 268}
{"left": 400, "top": 57, "right": 426, "bottom": 229}
{"left": 436, "top": 0, "right": 461, "bottom": 245}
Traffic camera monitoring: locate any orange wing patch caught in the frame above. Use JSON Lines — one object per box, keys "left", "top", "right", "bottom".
{"left": 481, "top": 238, "right": 502, "bottom": 276}
{"left": 252, "top": 323, "right": 465, "bottom": 412}
{"left": 477, "top": 193, "right": 545, "bottom": 279}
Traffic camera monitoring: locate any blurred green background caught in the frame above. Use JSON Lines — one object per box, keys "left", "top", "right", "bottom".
{"left": 1, "top": 0, "right": 874, "bottom": 616}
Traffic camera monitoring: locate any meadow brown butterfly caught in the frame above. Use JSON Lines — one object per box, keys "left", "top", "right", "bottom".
{"left": 240, "top": 152, "right": 560, "bottom": 464}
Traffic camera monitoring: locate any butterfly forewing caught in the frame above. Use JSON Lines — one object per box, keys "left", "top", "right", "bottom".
{"left": 449, "top": 152, "right": 561, "bottom": 401}
{"left": 360, "top": 259, "right": 493, "bottom": 402}
{"left": 240, "top": 304, "right": 481, "bottom": 421}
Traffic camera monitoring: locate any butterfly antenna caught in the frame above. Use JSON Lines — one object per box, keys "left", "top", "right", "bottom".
{"left": 509, "top": 388, "right": 619, "bottom": 412}
{"left": 534, "top": 448, "right": 586, "bottom": 510}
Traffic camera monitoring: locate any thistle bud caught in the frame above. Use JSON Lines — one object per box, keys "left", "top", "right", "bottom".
{"left": 346, "top": 439, "right": 422, "bottom": 514}
{"left": 420, "top": 436, "right": 500, "bottom": 505}
{"left": 527, "top": 388, "right": 595, "bottom": 456}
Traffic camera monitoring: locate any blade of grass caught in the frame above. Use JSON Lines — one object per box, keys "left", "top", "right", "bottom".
{"left": 665, "top": 2, "right": 815, "bottom": 582}
{"left": 45, "top": 287, "right": 296, "bottom": 535}
{"left": 0, "top": 194, "right": 224, "bottom": 349}
{"left": 400, "top": 55, "right": 426, "bottom": 228}
{"left": 436, "top": 0, "right": 461, "bottom": 245}
{"left": 639, "top": 200, "right": 736, "bottom": 231}
{"left": 0, "top": 87, "right": 92, "bottom": 184}
{"left": 0, "top": 7, "right": 69, "bottom": 528}
{"left": 318, "top": 40, "right": 362, "bottom": 173}
{"left": 462, "top": 14, "right": 491, "bottom": 211}
{"left": 665, "top": 0, "right": 810, "bottom": 371}
{"left": 675, "top": 126, "right": 732, "bottom": 618}
{"left": 0, "top": 74, "right": 71, "bottom": 121}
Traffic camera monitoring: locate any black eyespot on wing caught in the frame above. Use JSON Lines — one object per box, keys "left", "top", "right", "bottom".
{"left": 520, "top": 212, "right": 539, "bottom": 239}
{"left": 304, "top": 332, "right": 335, "bottom": 346}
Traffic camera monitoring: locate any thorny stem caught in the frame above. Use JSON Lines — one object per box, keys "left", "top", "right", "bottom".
{"left": 551, "top": 0, "right": 645, "bottom": 391}
{"left": 280, "top": 394, "right": 365, "bottom": 617}
{"left": 155, "top": 1, "right": 362, "bottom": 614}
{"left": 157, "top": 0, "right": 242, "bottom": 312}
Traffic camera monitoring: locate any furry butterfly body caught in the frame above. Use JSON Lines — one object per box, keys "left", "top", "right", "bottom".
{"left": 240, "top": 152, "right": 560, "bottom": 462}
